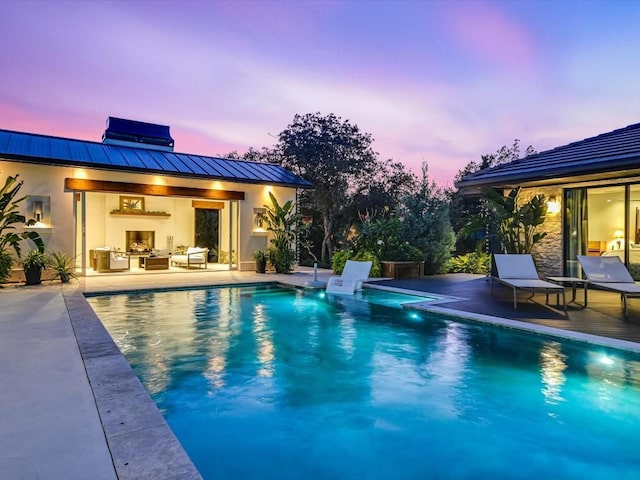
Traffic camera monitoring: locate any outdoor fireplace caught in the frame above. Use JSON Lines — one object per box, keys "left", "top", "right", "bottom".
{"left": 126, "top": 230, "right": 155, "bottom": 253}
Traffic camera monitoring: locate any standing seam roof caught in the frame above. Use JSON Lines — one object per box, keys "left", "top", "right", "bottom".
{"left": 0, "top": 129, "right": 313, "bottom": 188}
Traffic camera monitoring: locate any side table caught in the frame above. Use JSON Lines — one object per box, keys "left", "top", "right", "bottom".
{"left": 546, "top": 276, "right": 588, "bottom": 308}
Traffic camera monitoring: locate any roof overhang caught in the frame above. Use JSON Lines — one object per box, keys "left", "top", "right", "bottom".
{"left": 456, "top": 164, "right": 640, "bottom": 196}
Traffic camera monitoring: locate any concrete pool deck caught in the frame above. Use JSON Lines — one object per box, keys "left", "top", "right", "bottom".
{"left": 2, "top": 268, "right": 640, "bottom": 479}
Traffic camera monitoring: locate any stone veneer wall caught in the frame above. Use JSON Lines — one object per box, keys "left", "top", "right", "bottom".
{"left": 514, "top": 187, "right": 563, "bottom": 278}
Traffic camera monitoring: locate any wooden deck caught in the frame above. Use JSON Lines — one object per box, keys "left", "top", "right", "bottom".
{"left": 371, "top": 274, "right": 640, "bottom": 345}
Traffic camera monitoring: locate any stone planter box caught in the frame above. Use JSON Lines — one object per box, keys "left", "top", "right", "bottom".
{"left": 381, "top": 261, "right": 425, "bottom": 279}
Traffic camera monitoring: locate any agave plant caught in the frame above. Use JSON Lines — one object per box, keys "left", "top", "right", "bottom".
{"left": 47, "top": 251, "right": 79, "bottom": 283}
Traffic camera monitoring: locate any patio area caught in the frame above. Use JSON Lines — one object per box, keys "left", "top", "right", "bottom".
{"left": 372, "top": 273, "right": 640, "bottom": 345}
{"left": 2, "top": 268, "right": 640, "bottom": 480}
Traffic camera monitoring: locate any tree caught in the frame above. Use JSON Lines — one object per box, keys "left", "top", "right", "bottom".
{"left": 277, "top": 113, "right": 379, "bottom": 263}
{"left": 399, "top": 164, "right": 455, "bottom": 274}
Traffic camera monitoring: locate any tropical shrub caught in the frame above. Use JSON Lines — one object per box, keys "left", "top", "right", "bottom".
{"left": 0, "top": 174, "right": 44, "bottom": 283}
{"left": 447, "top": 252, "right": 490, "bottom": 274}
{"left": 21, "top": 248, "right": 49, "bottom": 270}
{"left": 0, "top": 250, "right": 12, "bottom": 283}
{"left": 483, "top": 187, "right": 548, "bottom": 254}
{"left": 263, "top": 192, "right": 300, "bottom": 273}
{"left": 331, "top": 249, "right": 352, "bottom": 275}
{"left": 353, "top": 212, "right": 424, "bottom": 262}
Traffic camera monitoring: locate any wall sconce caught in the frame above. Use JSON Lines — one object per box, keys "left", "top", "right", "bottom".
{"left": 33, "top": 201, "right": 43, "bottom": 223}
{"left": 614, "top": 229, "right": 624, "bottom": 249}
{"left": 253, "top": 208, "right": 267, "bottom": 231}
{"left": 546, "top": 196, "right": 560, "bottom": 214}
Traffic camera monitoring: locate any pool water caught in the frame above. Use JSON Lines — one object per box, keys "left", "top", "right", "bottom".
{"left": 88, "top": 285, "right": 640, "bottom": 479}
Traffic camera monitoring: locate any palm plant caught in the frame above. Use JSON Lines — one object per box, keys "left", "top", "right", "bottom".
{"left": 0, "top": 174, "right": 44, "bottom": 283}
{"left": 263, "top": 192, "right": 300, "bottom": 273}
{"left": 483, "top": 187, "right": 548, "bottom": 254}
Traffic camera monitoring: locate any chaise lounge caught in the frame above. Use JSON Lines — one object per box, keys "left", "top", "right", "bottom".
{"left": 491, "top": 254, "right": 566, "bottom": 312}
{"left": 171, "top": 247, "right": 208, "bottom": 269}
{"left": 577, "top": 255, "right": 640, "bottom": 318}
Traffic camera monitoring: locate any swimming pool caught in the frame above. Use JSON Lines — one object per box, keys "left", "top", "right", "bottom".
{"left": 88, "top": 285, "right": 640, "bottom": 479}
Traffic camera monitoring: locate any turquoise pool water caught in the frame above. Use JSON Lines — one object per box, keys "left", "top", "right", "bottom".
{"left": 88, "top": 285, "right": 640, "bottom": 479}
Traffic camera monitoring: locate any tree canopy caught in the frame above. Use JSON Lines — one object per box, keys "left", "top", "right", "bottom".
{"left": 276, "top": 112, "right": 380, "bottom": 262}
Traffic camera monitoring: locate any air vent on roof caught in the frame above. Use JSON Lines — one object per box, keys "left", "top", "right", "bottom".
{"left": 102, "top": 117, "right": 174, "bottom": 151}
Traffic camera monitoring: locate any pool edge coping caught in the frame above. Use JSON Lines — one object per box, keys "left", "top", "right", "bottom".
{"left": 64, "top": 287, "right": 204, "bottom": 480}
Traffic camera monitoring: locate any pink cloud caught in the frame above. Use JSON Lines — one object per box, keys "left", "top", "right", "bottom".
{"left": 444, "top": 3, "right": 538, "bottom": 71}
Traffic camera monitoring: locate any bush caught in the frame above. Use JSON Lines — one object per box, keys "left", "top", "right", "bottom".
{"left": 352, "top": 250, "right": 381, "bottom": 277}
{"left": 0, "top": 250, "right": 13, "bottom": 283}
{"left": 267, "top": 246, "right": 295, "bottom": 274}
{"left": 446, "top": 252, "right": 490, "bottom": 274}
{"left": 47, "top": 251, "right": 79, "bottom": 283}
{"left": 331, "top": 249, "right": 352, "bottom": 275}
{"left": 331, "top": 249, "right": 381, "bottom": 277}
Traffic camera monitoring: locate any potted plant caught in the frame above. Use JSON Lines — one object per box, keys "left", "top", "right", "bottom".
{"left": 253, "top": 249, "right": 267, "bottom": 273}
{"left": 47, "top": 251, "right": 79, "bottom": 283}
{"left": 263, "top": 192, "right": 300, "bottom": 273}
{"left": 21, "top": 248, "right": 49, "bottom": 285}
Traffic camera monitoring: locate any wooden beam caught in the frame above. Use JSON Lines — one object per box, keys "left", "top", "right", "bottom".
{"left": 192, "top": 200, "right": 225, "bottom": 210}
{"left": 64, "top": 178, "right": 245, "bottom": 200}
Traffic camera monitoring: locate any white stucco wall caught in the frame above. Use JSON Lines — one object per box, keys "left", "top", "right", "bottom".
{"left": 1, "top": 159, "right": 298, "bottom": 273}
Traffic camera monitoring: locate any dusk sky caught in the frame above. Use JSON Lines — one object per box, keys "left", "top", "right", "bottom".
{"left": 2, "top": 0, "right": 640, "bottom": 186}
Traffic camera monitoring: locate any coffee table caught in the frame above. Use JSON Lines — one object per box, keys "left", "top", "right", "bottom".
{"left": 138, "top": 256, "right": 170, "bottom": 270}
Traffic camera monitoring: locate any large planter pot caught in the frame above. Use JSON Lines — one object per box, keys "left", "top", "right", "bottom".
{"left": 24, "top": 266, "right": 43, "bottom": 285}
{"left": 256, "top": 258, "right": 267, "bottom": 273}
{"left": 381, "top": 261, "right": 425, "bottom": 279}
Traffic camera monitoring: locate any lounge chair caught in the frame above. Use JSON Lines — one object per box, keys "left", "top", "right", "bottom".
{"left": 491, "top": 254, "right": 566, "bottom": 311}
{"left": 326, "top": 260, "right": 372, "bottom": 295}
{"left": 577, "top": 255, "right": 640, "bottom": 318}
{"left": 171, "top": 247, "right": 208, "bottom": 269}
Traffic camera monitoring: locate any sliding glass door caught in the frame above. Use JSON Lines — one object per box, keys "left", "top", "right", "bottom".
{"left": 564, "top": 184, "right": 639, "bottom": 279}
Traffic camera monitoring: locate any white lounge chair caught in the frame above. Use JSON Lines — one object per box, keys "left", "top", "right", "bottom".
{"left": 171, "top": 247, "right": 208, "bottom": 269}
{"left": 577, "top": 255, "right": 640, "bottom": 318}
{"left": 326, "top": 260, "right": 372, "bottom": 295}
{"left": 492, "top": 254, "right": 566, "bottom": 311}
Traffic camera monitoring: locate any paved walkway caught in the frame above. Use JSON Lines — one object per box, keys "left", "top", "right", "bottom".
{"left": 2, "top": 268, "right": 640, "bottom": 480}
{"left": 0, "top": 286, "right": 116, "bottom": 480}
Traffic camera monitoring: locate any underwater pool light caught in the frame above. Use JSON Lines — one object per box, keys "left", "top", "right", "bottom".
{"left": 599, "top": 355, "right": 615, "bottom": 366}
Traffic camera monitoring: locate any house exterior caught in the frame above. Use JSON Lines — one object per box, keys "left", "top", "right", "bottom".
{"left": 0, "top": 117, "right": 313, "bottom": 277}
{"left": 456, "top": 122, "right": 640, "bottom": 280}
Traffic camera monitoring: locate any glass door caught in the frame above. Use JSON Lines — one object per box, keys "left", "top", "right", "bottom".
{"left": 194, "top": 208, "right": 220, "bottom": 263}
{"left": 564, "top": 185, "right": 626, "bottom": 276}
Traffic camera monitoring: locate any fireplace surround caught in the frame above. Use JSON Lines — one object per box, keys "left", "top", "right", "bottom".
{"left": 126, "top": 230, "right": 155, "bottom": 253}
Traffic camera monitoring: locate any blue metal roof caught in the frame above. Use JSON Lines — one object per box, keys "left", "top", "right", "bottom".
{"left": 0, "top": 129, "right": 313, "bottom": 189}
{"left": 456, "top": 122, "right": 640, "bottom": 192}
